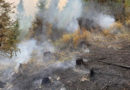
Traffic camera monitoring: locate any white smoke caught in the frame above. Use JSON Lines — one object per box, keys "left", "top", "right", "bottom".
{"left": 82, "top": 1, "right": 115, "bottom": 29}
{"left": 16, "top": 0, "right": 39, "bottom": 40}
{"left": 2, "top": 0, "right": 116, "bottom": 71}
{"left": 14, "top": 40, "right": 37, "bottom": 64}
{"left": 12, "top": 39, "right": 57, "bottom": 71}
{"left": 0, "top": 39, "right": 55, "bottom": 70}
{"left": 42, "top": 41, "right": 56, "bottom": 53}
{"left": 23, "top": 0, "right": 38, "bottom": 17}
{"left": 53, "top": 60, "right": 76, "bottom": 69}
{"left": 39, "top": 0, "right": 83, "bottom": 32}
{"left": 38, "top": 0, "right": 115, "bottom": 33}
{"left": 95, "top": 14, "right": 115, "bottom": 29}
{"left": 5, "top": 0, "right": 38, "bottom": 31}
{"left": 0, "top": 0, "right": 117, "bottom": 81}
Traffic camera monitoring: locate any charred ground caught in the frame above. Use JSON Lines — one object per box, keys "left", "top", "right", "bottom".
{"left": 1, "top": 41, "right": 129, "bottom": 90}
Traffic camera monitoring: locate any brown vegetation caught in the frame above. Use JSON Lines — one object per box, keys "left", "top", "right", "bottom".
{"left": 0, "top": 0, "right": 19, "bottom": 57}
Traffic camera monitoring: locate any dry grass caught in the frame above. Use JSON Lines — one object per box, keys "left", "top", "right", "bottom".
{"left": 55, "top": 21, "right": 130, "bottom": 50}
{"left": 58, "top": 28, "right": 91, "bottom": 48}
{"left": 90, "top": 21, "right": 130, "bottom": 48}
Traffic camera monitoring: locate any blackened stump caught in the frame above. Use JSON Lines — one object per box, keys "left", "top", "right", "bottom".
{"left": 41, "top": 77, "right": 51, "bottom": 85}
{"left": 76, "top": 58, "right": 84, "bottom": 66}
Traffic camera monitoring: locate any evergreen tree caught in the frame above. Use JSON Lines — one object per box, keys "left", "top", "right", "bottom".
{"left": 0, "top": 0, "right": 19, "bottom": 57}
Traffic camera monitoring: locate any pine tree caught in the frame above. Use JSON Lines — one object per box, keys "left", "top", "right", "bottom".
{"left": 0, "top": 0, "right": 19, "bottom": 57}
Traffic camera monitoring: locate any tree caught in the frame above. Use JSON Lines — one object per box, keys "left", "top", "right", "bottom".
{"left": 122, "top": 0, "right": 126, "bottom": 24}
{"left": 0, "top": 0, "right": 19, "bottom": 57}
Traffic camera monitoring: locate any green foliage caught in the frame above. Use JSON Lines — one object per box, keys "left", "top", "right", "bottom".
{"left": 0, "top": 0, "right": 20, "bottom": 57}
{"left": 126, "top": 0, "right": 130, "bottom": 7}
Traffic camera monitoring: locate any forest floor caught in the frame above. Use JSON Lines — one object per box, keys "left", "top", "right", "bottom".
{"left": 0, "top": 41, "right": 130, "bottom": 90}
{"left": 58, "top": 41, "right": 130, "bottom": 90}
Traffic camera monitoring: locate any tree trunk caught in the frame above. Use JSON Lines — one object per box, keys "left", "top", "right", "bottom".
{"left": 122, "top": 0, "right": 126, "bottom": 24}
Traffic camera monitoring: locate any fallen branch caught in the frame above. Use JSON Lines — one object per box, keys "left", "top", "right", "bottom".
{"left": 90, "top": 68, "right": 130, "bottom": 80}
{"left": 98, "top": 60, "right": 130, "bottom": 69}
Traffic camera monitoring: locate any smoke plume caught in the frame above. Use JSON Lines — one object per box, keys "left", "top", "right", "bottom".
{"left": 81, "top": 1, "right": 115, "bottom": 29}
{"left": 1, "top": 0, "right": 116, "bottom": 73}
{"left": 38, "top": 0, "right": 83, "bottom": 32}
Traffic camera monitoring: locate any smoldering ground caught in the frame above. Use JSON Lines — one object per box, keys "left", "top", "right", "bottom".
{"left": 0, "top": 0, "right": 119, "bottom": 90}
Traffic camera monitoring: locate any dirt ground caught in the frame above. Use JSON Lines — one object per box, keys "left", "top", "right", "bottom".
{"left": 57, "top": 41, "right": 130, "bottom": 90}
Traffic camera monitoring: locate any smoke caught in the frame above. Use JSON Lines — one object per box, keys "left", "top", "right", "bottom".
{"left": 0, "top": 1, "right": 118, "bottom": 89}
{"left": 0, "top": 1, "right": 120, "bottom": 90}
{"left": 0, "top": 0, "right": 116, "bottom": 73}
{"left": 5, "top": 0, "right": 83, "bottom": 69}
{"left": 5, "top": 0, "right": 38, "bottom": 31}
{"left": 2, "top": 0, "right": 116, "bottom": 72}
{"left": 14, "top": 40, "right": 37, "bottom": 64}
{"left": 13, "top": 0, "right": 116, "bottom": 70}
{"left": 16, "top": 0, "right": 38, "bottom": 40}
{"left": 37, "top": 0, "right": 115, "bottom": 34}
{"left": 0, "top": 39, "right": 56, "bottom": 72}
{"left": 81, "top": 1, "right": 115, "bottom": 29}
{"left": 96, "top": 14, "right": 115, "bottom": 28}
{"left": 53, "top": 60, "right": 76, "bottom": 69}
{"left": 38, "top": 0, "right": 83, "bottom": 32}
{"left": 12, "top": 39, "right": 57, "bottom": 72}
{"left": 82, "top": 11, "right": 115, "bottom": 29}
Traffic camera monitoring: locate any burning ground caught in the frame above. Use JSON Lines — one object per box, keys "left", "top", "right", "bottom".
{"left": 0, "top": 0, "right": 130, "bottom": 90}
